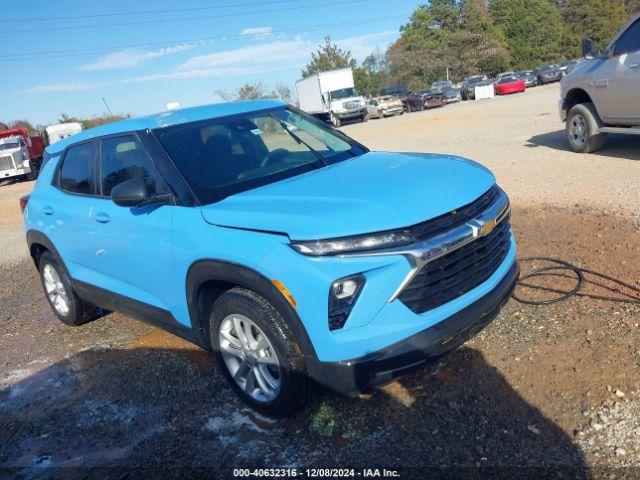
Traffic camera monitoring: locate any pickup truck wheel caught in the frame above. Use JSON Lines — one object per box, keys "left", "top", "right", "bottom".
{"left": 330, "top": 115, "right": 341, "bottom": 128}
{"left": 38, "top": 251, "right": 105, "bottom": 326}
{"left": 566, "top": 102, "right": 606, "bottom": 153}
{"left": 210, "top": 287, "right": 309, "bottom": 417}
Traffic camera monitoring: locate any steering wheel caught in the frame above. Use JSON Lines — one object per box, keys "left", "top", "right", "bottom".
{"left": 261, "top": 148, "right": 290, "bottom": 167}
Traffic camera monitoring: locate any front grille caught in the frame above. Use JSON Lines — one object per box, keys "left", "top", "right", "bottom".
{"left": 343, "top": 101, "right": 361, "bottom": 110}
{"left": 408, "top": 186, "right": 500, "bottom": 240}
{"left": 0, "top": 155, "right": 14, "bottom": 171}
{"left": 399, "top": 216, "right": 511, "bottom": 314}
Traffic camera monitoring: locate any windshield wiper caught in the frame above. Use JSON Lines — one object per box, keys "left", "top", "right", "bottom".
{"left": 269, "top": 113, "right": 327, "bottom": 166}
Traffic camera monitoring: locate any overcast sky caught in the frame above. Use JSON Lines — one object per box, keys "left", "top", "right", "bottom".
{"left": 0, "top": 0, "right": 421, "bottom": 125}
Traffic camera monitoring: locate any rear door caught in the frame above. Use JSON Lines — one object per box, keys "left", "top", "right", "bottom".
{"left": 45, "top": 141, "right": 100, "bottom": 281}
{"left": 83, "top": 133, "right": 178, "bottom": 315}
{"left": 594, "top": 18, "right": 640, "bottom": 123}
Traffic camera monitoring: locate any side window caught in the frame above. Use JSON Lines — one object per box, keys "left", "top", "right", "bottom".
{"left": 100, "top": 135, "right": 164, "bottom": 197}
{"left": 614, "top": 20, "right": 640, "bottom": 55}
{"left": 59, "top": 142, "right": 96, "bottom": 195}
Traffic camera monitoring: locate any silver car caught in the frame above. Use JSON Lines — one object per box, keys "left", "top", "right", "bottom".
{"left": 559, "top": 12, "right": 640, "bottom": 153}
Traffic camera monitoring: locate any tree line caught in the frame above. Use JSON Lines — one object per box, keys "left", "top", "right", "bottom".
{"left": 305, "top": 0, "right": 639, "bottom": 95}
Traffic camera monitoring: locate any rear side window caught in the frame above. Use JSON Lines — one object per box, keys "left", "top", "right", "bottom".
{"left": 100, "top": 135, "right": 163, "bottom": 196}
{"left": 615, "top": 20, "right": 640, "bottom": 55}
{"left": 59, "top": 142, "right": 96, "bottom": 195}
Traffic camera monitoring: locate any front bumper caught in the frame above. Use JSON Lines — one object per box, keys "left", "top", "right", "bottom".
{"left": 308, "top": 261, "right": 519, "bottom": 395}
{"left": 334, "top": 108, "right": 367, "bottom": 120}
{"left": 1, "top": 166, "right": 30, "bottom": 179}
{"left": 558, "top": 98, "right": 567, "bottom": 122}
{"left": 381, "top": 106, "right": 404, "bottom": 116}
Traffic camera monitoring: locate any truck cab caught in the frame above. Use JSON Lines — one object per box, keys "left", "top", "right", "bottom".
{"left": 0, "top": 136, "right": 34, "bottom": 181}
{"left": 559, "top": 12, "right": 640, "bottom": 153}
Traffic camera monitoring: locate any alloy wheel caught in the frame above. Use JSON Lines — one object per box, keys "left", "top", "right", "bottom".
{"left": 219, "top": 314, "right": 281, "bottom": 403}
{"left": 570, "top": 114, "right": 587, "bottom": 145}
{"left": 43, "top": 264, "right": 70, "bottom": 316}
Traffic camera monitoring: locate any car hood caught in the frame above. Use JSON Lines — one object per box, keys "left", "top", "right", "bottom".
{"left": 200, "top": 152, "right": 496, "bottom": 240}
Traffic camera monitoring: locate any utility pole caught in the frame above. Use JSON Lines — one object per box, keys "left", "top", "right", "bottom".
{"left": 102, "top": 97, "right": 114, "bottom": 116}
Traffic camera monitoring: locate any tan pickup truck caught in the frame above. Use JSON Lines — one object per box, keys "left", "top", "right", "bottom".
{"left": 559, "top": 12, "right": 640, "bottom": 153}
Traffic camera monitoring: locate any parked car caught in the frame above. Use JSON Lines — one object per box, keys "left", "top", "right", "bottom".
{"left": 367, "top": 96, "right": 404, "bottom": 118}
{"left": 431, "top": 80, "right": 453, "bottom": 93}
{"left": 495, "top": 75, "right": 526, "bottom": 95}
{"left": 516, "top": 70, "right": 538, "bottom": 88}
{"left": 442, "top": 87, "right": 462, "bottom": 103}
{"left": 559, "top": 12, "right": 640, "bottom": 153}
{"left": 23, "top": 100, "right": 518, "bottom": 416}
{"left": 535, "top": 65, "right": 563, "bottom": 84}
{"left": 461, "top": 75, "right": 488, "bottom": 100}
{"left": 405, "top": 90, "right": 445, "bottom": 111}
{"left": 380, "top": 86, "right": 407, "bottom": 99}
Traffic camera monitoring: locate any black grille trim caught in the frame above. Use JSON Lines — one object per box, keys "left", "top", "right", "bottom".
{"left": 407, "top": 186, "right": 500, "bottom": 240}
{"left": 399, "top": 217, "right": 512, "bottom": 314}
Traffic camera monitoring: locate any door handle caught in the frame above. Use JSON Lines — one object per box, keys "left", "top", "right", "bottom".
{"left": 42, "top": 205, "right": 54, "bottom": 215}
{"left": 93, "top": 212, "right": 111, "bottom": 224}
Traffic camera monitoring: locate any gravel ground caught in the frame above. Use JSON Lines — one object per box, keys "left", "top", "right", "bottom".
{"left": 1, "top": 86, "right": 639, "bottom": 478}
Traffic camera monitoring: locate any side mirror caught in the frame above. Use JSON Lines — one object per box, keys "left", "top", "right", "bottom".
{"left": 111, "top": 178, "right": 149, "bottom": 207}
{"left": 581, "top": 38, "right": 595, "bottom": 58}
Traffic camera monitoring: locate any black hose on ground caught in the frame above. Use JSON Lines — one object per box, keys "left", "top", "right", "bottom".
{"left": 513, "top": 257, "right": 640, "bottom": 306}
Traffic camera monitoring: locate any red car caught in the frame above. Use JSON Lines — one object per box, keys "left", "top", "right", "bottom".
{"left": 494, "top": 76, "right": 526, "bottom": 95}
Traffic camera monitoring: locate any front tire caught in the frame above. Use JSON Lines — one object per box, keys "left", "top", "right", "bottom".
{"left": 210, "top": 287, "right": 309, "bottom": 417}
{"left": 361, "top": 112, "right": 369, "bottom": 123}
{"left": 38, "top": 251, "right": 104, "bottom": 326}
{"left": 330, "top": 114, "right": 341, "bottom": 128}
{"left": 566, "top": 102, "right": 607, "bottom": 153}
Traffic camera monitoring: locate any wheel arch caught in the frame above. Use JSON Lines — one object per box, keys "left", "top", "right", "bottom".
{"left": 26, "top": 230, "right": 64, "bottom": 270}
{"left": 185, "top": 259, "right": 317, "bottom": 359}
{"left": 564, "top": 88, "right": 594, "bottom": 113}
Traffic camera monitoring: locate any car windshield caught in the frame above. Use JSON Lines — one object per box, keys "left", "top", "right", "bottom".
{"left": 330, "top": 88, "right": 357, "bottom": 100}
{"left": 468, "top": 77, "right": 484, "bottom": 84}
{"left": 516, "top": 71, "right": 531, "bottom": 76}
{"left": 0, "top": 141, "right": 20, "bottom": 151}
{"left": 538, "top": 66, "right": 555, "bottom": 72}
{"left": 154, "top": 107, "right": 366, "bottom": 204}
{"left": 499, "top": 76, "right": 518, "bottom": 84}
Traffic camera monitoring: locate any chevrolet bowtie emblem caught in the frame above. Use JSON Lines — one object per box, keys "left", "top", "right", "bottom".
{"left": 479, "top": 219, "right": 497, "bottom": 236}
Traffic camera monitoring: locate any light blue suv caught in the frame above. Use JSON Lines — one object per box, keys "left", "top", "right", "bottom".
{"left": 23, "top": 100, "right": 518, "bottom": 416}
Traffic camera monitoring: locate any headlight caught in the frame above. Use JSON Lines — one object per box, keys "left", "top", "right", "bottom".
{"left": 290, "top": 230, "right": 415, "bottom": 256}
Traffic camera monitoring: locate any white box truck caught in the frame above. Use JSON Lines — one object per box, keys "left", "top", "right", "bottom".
{"left": 295, "top": 68, "right": 368, "bottom": 127}
{"left": 44, "top": 122, "right": 83, "bottom": 145}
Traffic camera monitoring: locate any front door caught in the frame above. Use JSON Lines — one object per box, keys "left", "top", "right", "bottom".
{"left": 594, "top": 18, "right": 640, "bottom": 124}
{"left": 84, "top": 133, "right": 177, "bottom": 316}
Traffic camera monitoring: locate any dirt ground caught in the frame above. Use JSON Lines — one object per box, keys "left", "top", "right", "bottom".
{"left": 1, "top": 85, "right": 639, "bottom": 478}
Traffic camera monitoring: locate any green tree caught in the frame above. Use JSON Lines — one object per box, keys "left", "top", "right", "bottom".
{"left": 490, "top": 0, "right": 563, "bottom": 68}
{"left": 301, "top": 37, "right": 357, "bottom": 78}
{"left": 387, "top": 1, "right": 509, "bottom": 88}
{"left": 560, "top": 0, "right": 629, "bottom": 57}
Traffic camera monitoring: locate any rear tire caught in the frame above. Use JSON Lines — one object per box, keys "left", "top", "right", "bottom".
{"left": 209, "top": 287, "right": 310, "bottom": 417}
{"left": 361, "top": 112, "right": 369, "bottom": 123}
{"left": 38, "top": 251, "right": 105, "bottom": 326}
{"left": 566, "top": 102, "right": 607, "bottom": 153}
